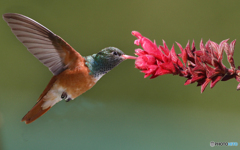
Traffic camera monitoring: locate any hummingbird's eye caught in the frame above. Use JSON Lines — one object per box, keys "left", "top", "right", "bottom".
{"left": 112, "top": 51, "right": 118, "bottom": 56}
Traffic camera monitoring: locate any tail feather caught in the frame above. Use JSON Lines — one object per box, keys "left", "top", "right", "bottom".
{"left": 21, "top": 100, "right": 51, "bottom": 124}
{"left": 22, "top": 76, "right": 58, "bottom": 124}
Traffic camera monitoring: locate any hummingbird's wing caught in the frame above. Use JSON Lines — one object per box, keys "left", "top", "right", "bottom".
{"left": 3, "top": 13, "right": 83, "bottom": 75}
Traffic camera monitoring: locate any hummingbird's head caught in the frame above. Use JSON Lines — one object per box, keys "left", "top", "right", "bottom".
{"left": 97, "top": 47, "right": 125, "bottom": 63}
{"left": 85, "top": 47, "right": 136, "bottom": 79}
{"left": 96, "top": 47, "right": 136, "bottom": 68}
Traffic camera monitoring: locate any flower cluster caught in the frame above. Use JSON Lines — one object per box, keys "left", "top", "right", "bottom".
{"left": 132, "top": 31, "right": 240, "bottom": 93}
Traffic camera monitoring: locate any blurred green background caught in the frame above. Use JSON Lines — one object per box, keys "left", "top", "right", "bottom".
{"left": 1, "top": 0, "right": 240, "bottom": 150}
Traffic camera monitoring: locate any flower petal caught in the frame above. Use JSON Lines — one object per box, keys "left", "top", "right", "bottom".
{"left": 210, "top": 76, "right": 222, "bottom": 88}
{"left": 201, "top": 78, "right": 211, "bottom": 93}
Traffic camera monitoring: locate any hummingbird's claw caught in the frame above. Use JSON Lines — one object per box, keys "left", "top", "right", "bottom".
{"left": 66, "top": 98, "right": 72, "bottom": 102}
{"left": 61, "top": 91, "right": 72, "bottom": 102}
{"left": 61, "top": 92, "right": 67, "bottom": 99}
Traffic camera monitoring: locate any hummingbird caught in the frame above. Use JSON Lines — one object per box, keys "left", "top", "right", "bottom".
{"left": 3, "top": 13, "right": 136, "bottom": 124}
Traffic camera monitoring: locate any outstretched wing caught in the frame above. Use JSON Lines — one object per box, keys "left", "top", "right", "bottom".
{"left": 3, "top": 13, "right": 82, "bottom": 75}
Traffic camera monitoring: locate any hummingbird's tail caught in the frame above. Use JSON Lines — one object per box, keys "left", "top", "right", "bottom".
{"left": 21, "top": 99, "right": 52, "bottom": 124}
{"left": 21, "top": 76, "right": 58, "bottom": 124}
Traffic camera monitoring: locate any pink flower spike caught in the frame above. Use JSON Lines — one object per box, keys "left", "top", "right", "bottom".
{"left": 131, "top": 31, "right": 239, "bottom": 93}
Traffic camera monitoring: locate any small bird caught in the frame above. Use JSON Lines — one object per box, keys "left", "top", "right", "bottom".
{"left": 3, "top": 13, "right": 136, "bottom": 124}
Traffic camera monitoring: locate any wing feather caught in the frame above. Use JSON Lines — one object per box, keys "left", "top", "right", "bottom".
{"left": 3, "top": 13, "right": 82, "bottom": 75}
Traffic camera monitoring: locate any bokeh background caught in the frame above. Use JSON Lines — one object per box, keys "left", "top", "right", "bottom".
{"left": 1, "top": 0, "right": 240, "bottom": 150}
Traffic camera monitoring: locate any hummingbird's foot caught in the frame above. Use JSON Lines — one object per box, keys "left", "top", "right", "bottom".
{"left": 61, "top": 92, "right": 72, "bottom": 102}
{"left": 61, "top": 92, "right": 67, "bottom": 99}
{"left": 66, "top": 98, "right": 72, "bottom": 102}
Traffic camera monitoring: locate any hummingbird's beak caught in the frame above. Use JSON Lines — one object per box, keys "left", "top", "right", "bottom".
{"left": 122, "top": 55, "right": 137, "bottom": 60}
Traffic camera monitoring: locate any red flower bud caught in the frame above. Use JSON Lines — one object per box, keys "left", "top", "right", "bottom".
{"left": 135, "top": 55, "right": 156, "bottom": 70}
